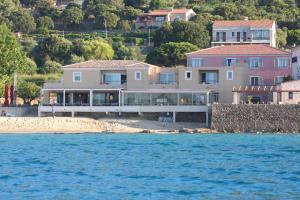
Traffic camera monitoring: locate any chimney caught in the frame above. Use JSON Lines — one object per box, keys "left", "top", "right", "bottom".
{"left": 244, "top": 17, "right": 249, "bottom": 21}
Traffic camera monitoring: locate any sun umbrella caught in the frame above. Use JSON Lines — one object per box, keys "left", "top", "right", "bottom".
{"left": 10, "top": 85, "right": 14, "bottom": 105}
{"left": 4, "top": 84, "right": 9, "bottom": 106}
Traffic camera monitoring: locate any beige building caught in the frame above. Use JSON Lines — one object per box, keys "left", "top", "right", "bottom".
{"left": 135, "top": 9, "right": 196, "bottom": 29}
{"left": 39, "top": 60, "right": 213, "bottom": 124}
{"left": 272, "top": 80, "right": 300, "bottom": 104}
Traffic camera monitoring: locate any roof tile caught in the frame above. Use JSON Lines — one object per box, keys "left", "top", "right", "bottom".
{"left": 187, "top": 45, "right": 290, "bottom": 56}
{"left": 62, "top": 60, "right": 149, "bottom": 69}
{"left": 213, "top": 20, "right": 274, "bottom": 28}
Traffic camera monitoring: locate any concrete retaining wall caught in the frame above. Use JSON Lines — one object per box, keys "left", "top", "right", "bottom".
{"left": 0, "top": 107, "right": 38, "bottom": 117}
{"left": 211, "top": 104, "right": 300, "bottom": 133}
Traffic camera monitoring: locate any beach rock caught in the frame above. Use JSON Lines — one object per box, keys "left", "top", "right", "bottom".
{"left": 141, "top": 129, "right": 151, "bottom": 133}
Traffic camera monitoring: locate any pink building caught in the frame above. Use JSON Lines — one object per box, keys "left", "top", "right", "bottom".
{"left": 187, "top": 44, "right": 292, "bottom": 104}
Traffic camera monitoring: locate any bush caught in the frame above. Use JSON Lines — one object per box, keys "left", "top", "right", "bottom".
{"left": 19, "top": 74, "right": 61, "bottom": 86}
{"left": 37, "top": 16, "right": 54, "bottom": 29}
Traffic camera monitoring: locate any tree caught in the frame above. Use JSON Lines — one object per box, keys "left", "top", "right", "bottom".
{"left": 68, "top": 54, "right": 85, "bottom": 64}
{"left": 35, "top": 0, "right": 55, "bottom": 16}
{"left": 277, "top": 27, "right": 288, "bottom": 48}
{"left": 213, "top": 3, "right": 241, "bottom": 20}
{"left": 62, "top": 7, "right": 83, "bottom": 26}
{"left": 37, "top": 16, "right": 54, "bottom": 29}
{"left": 9, "top": 9, "right": 36, "bottom": 33}
{"left": 40, "top": 60, "right": 62, "bottom": 74}
{"left": 25, "top": 58, "right": 38, "bottom": 75}
{"left": 124, "top": 0, "right": 148, "bottom": 7}
{"left": 96, "top": 12, "right": 119, "bottom": 29}
{"left": 149, "top": 0, "right": 176, "bottom": 9}
{"left": 81, "top": 38, "right": 114, "bottom": 60}
{"left": 17, "top": 81, "right": 41, "bottom": 104}
{"left": 117, "top": 20, "right": 131, "bottom": 32}
{"left": 0, "top": 0, "right": 19, "bottom": 18}
{"left": 0, "top": 24, "right": 29, "bottom": 77}
{"left": 287, "top": 29, "right": 300, "bottom": 46}
{"left": 120, "top": 6, "right": 141, "bottom": 21}
{"left": 38, "top": 35, "right": 72, "bottom": 63}
{"left": 153, "top": 21, "right": 210, "bottom": 48}
{"left": 20, "top": 0, "right": 37, "bottom": 7}
{"left": 146, "top": 42, "right": 198, "bottom": 67}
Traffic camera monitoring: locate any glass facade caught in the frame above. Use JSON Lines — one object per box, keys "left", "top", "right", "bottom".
{"left": 124, "top": 93, "right": 207, "bottom": 106}
{"left": 93, "top": 92, "right": 119, "bottom": 106}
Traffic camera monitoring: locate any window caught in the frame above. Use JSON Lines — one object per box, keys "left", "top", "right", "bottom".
{"left": 277, "top": 58, "right": 289, "bottom": 68}
{"left": 275, "top": 76, "right": 285, "bottom": 84}
{"left": 232, "top": 32, "right": 235, "bottom": 37}
{"left": 200, "top": 72, "right": 218, "bottom": 84}
{"left": 103, "top": 73, "right": 127, "bottom": 84}
{"left": 292, "top": 56, "right": 298, "bottom": 63}
{"left": 243, "top": 32, "right": 247, "bottom": 41}
{"left": 289, "top": 92, "right": 293, "bottom": 100}
{"left": 249, "top": 58, "right": 262, "bottom": 68}
{"left": 250, "top": 76, "right": 262, "bottom": 86}
{"left": 191, "top": 58, "right": 203, "bottom": 67}
{"left": 73, "top": 72, "right": 81, "bottom": 82}
{"left": 135, "top": 71, "right": 141, "bottom": 80}
{"left": 222, "top": 32, "right": 226, "bottom": 42}
{"left": 216, "top": 32, "right": 220, "bottom": 42}
{"left": 159, "top": 73, "right": 176, "bottom": 84}
{"left": 226, "top": 71, "right": 233, "bottom": 80}
{"left": 155, "top": 17, "right": 165, "bottom": 21}
{"left": 237, "top": 32, "right": 240, "bottom": 42}
{"left": 185, "top": 71, "right": 192, "bottom": 80}
{"left": 225, "top": 58, "right": 237, "bottom": 67}
{"left": 252, "top": 30, "right": 269, "bottom": 40}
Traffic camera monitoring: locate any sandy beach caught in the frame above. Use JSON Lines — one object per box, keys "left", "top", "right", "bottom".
{"left": 0, "top": 117, "right": 215, "bottom": 134}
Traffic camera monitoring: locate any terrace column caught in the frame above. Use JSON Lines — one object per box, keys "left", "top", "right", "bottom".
{"left": 205, "top": 111, "right": 209, "bottom": 127}
{"left": 273, "top": 92, "right": 279, "bottom": 104}
{"left": 118, "top": 89, "right": 121, "bottom": 107}
{"left": 233, "top": 92, "right": 240, "bottom": 104}
{"left": 70, "top": 93, "right": 73, "bottom": 105}
{"left": 63, "top": 90, "right": 65, "bottom": 106}
{"left": 90, "top": 90, "right": 93, "bottom": 107}
{"left": 173, "top": 112, "right": 176, "bottom": 123}
{"left": 206, "top": 91, "right": 210, "bottom": 106}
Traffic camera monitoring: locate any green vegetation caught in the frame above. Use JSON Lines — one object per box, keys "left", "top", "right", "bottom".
{"left": 146, "top": 42, "right": 198, "bottom": 67}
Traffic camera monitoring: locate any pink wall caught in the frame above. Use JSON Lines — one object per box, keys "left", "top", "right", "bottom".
{"left": 187, "top": 55, "right": 292, "bottom": 86}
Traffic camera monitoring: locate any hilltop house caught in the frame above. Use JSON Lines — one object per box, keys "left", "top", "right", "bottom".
{"left": 39, "top": 60, "right": 211, "bottom": 124}
{"left": 186, "top": 44, "right": 292, "bottom": 104}
{"left": 135, "top": 9, "right": 196, "bottom": 29}
{"left": 212, "top": 19, "right": 276, "bottom": 47}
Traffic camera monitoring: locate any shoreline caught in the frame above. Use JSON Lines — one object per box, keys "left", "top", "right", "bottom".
{"left": 0, "top": 117, "right": 216, "bottom": 134}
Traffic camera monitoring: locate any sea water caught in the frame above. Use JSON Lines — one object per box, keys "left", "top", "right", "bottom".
{"left": 0, "top": 133, "right": 299, "bottom": 200}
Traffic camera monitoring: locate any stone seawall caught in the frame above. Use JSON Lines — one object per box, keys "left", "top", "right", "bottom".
{"left": 211, "top": 104, "right": 300, "bottom": 133}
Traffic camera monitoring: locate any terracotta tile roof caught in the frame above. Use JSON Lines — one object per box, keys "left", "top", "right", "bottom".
{"left": 187, "top": 45, "right": 291, "bottom": 56}
{"left": 213, "top": 20, "right": 275, "bottom": 28}
{"left": 62, "top": 60, "right": 151, "bottom": 69}
{"left": 145, "top": 9, "right": 191, "bottom": 16}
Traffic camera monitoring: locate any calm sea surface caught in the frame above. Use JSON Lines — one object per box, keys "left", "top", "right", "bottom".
{"left": 0, "top": 133, "right": 299, "bottom": 200}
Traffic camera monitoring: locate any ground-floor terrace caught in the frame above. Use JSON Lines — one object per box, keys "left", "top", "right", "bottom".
{"left": 232, "top": 85, "right": 297, "bottom": 104}
{"left": 39, "top": 89, "right": 213, "bottom": 126}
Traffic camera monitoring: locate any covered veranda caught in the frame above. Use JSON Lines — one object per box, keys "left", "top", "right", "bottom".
{"left": 232, "top": 86, "right": 279, "bottom": 104}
